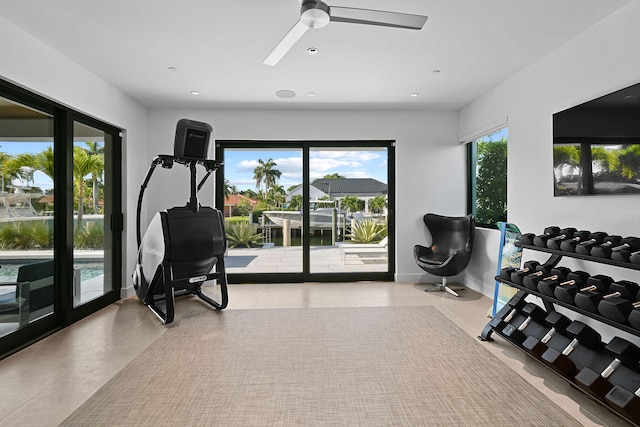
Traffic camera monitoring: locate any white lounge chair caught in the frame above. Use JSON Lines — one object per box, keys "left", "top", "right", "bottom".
{"left": 339, "top": 237, "right": 388, "bottom": 263}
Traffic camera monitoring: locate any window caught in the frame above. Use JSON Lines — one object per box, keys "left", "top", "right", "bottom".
{"left": 468, "top": 128, "right": 508, "bottom": 228}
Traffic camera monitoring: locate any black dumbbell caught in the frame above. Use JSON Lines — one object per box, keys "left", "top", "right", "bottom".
{"left": 628, "top": 290, "right": 640, "bottom": 330}
{"left": 574, "top": 275, "right": 615, "bottom": 313}
{"left": 575, "top": 232, "right": 609, "bottom": 255}
{"left": 560, "top": 231, "right": 602, "bottom": 252}
{"left": 520, "top": 233, "right": 535, "bottom": 246}
{"left": 532, "top": 226, "right": 562, "bottom": 247}
{"left": 501, "top": 303, "right": 547, "bottom": 345}
{"left": 631, "top": 250, "right": 640, "bottom": 265}
{"left": 541, "top": 321, "right": 603, "bottom": 378}
{"left": 522, "top": 311, "right": 572, "bottom": 358}
{"left": 605, "top": 384, "right": 640, "bottom": 424}
{"left": 501, "top": 260, "right": 539, "bottom": 282}
{"left": 610, "top": 237, "right": 640, "bottom": 262}
{"left": 590, "top": 235, "right": 624, "bottom": 258}
{"left": 536, "top": 267, "right": 573, "bottom": 297}
{"left": 553, "top": 270, "right": 591, "bottom": 304}
{"left": 510, "top": 262, "right": 549, "bottom": 286}
{"left": 544, "top": 228, "right": 578, "bottom": 250}
{"left": 576, "top": 337, "right": 640, "bottom": 401}
{"left": 487, "top": 293, "right": 528, "bottom": 332}
{"left": 597, "top": 281, "right": 640, "bottom": 323}
{"left": 522, "top": 267, "right": 560, "bottom": 292}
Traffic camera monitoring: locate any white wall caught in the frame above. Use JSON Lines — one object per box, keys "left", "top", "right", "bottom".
{"left": 459, "top": 2, "right": 640, "bottom": 344}
{"left": 147, "top": 108, "right": 463, "bottom": 285}
{"left": 0, "top": 16, "right": 149, "bottom": 297}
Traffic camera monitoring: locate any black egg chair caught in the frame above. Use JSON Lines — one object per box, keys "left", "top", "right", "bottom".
{"left": 413, "top": 213, "right": 475, "bottom": 297}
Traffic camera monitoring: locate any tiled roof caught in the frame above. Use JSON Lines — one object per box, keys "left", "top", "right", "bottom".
{"left": 311, "top": 178, "right": 387, "bottom": 197}
{"left": 224, "top": 194, "right": 258, "bottom": 206}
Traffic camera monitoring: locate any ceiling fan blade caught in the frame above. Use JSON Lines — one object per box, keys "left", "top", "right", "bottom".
{"left": 263, "top": 20, "right": 310, "bottom": 66}
{"left": 329, "top": 7, "right": 427, "bottom": 30}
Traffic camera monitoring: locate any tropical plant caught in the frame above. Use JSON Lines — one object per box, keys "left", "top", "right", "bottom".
{"left": 74, "top": 221, "right": 104, "bottom": 249}
{"left": 253, "top": 158, "right": 281, "bottom": 198}
{"left": 225, "top": 221, "right": 263, "bottom": 248}
{"left": 348, "top": 218, "right": 387, "bottom": 243}
{"left": 288, "top": 194, "right": 302, "bottom": 210}
{"left": 341, "top": 196, "right": 363, "bottom": 213}
{"left": 85, "top": 142, "right": 105, "bottom": 214}
{"left": 476, "top": 139, "right": 507, "bottom": 225}
{"left": 73, "top": 146, "right": 101, "bottom": 228}
{"left": 0, "top": 221, "right": 53, "bottom": 249}
{"left": 369, "top": 195, "right": 387, "bottom": 213}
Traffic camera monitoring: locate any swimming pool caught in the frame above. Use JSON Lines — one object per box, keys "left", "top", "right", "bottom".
{"left": 0, "top": 261, "right": 104, "bottom": 282}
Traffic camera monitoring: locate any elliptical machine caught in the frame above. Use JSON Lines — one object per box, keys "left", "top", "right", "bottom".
{"left": 132, "top": 119, "right": 228, "bottom": 324}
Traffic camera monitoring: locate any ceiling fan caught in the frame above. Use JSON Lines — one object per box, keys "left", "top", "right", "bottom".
{"left": 263, "top": 0, "right": 428, "bottom": 66}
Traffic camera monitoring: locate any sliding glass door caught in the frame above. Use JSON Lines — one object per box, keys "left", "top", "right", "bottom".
{"left": 0, "top": 97, "right": 55, "bottom": 338}
{"left": 216, "top": 141, "right": 394, "bottom": 282}
{"left": 0, "top": 79, "right": 122, "bottom": 357}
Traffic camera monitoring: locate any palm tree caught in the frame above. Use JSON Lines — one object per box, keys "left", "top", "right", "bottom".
{"left": 253, "top": 158, "right": 281, "bottom": 198}
{"left": 33, "top": 147, "right": 55, "bottom": 180}
{"left": 85, "top": 142, "right": 105, "bottom": 214}
{"left": 73, "top": 146, "right": 100, "bottom": 228}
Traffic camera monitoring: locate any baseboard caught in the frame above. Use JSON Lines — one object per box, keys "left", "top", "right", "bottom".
{"left": 120, "top": 285, "right": 136, "bottom": 299}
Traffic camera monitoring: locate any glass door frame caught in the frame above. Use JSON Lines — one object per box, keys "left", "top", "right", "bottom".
{"left": 216, "top": 140, "right": 395, "bottom": 283}
{"left": 0, "top": 78, "right": 122, "bottom": 358}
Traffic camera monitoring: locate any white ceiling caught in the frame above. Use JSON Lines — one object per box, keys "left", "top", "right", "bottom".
{"left": 0, "top": 0, "right": 631, "bottom": 110}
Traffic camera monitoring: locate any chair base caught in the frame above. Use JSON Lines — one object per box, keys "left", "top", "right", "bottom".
{"left": 414, "top": 277, "right": 462, "bottom": 297}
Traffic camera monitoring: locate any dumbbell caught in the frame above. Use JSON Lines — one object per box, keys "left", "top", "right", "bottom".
{"left": 523, "top": 266, "right": 571, "bottom": 293}
{"left": 573, "top": 275, "right": 615, "bottom": 313}
{"left": 543, "top": 227, "right": 578, "bottom": 250}
{"left": 500, "top": 303, "right": 547, "bottom": 345}
{"left": 487, "top": 293, "right": 528, "bottom": 332}
{"left": 541, "top": 321, "right": 603, "bottom": 378}
{"left": 501, "top": 260, "right": 540, "bottom": 282}
{"left": 631, "top": 251, "right": 640, "bottom": 265}
{"left": 610, "top": 237, "right": 640, "bottom": 262}
{"left": 510, "top": 262, "right": 551, "bottom": 286}
{"left": 560, "top": 231, "right": 604, "bottom": 252}
{"left": 522, "top": 311, "right": 572, "bottom": 358}
{"left": 628, "top": 290, "right": 640, "bottom": 330}
{"left": 590, "top": 235, "right": 624, "bottom": 258}
{"left": 532, "top": 226, "right": 562, "bottom": 247}
{"left": 553, "top": 270, "right": 591, "bottom": 304}
{"left": 547, "top": 229, "right": 588, "bottom": 250}
{"left": 605, "top": 384, "right": 640, "bottom": 424}
{"left": 575, "top": 337, "right": 640, "bottom": 401}
{"left": 597, "top": 281, "right": 640, "bottom": 323}
{"left": 575, "top": 232, "right": 609, "bottom": 255}
{"left": 535, "top": 267, "right": 574, "bottom": 297}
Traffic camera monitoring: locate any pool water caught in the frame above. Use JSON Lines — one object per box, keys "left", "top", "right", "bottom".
{"left": 0, "top": 262, "right": 104, "bottom": 282}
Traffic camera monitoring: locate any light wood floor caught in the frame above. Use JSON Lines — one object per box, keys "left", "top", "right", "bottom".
{"left": 0, "top": 282, "right": 631, "bottom": 426}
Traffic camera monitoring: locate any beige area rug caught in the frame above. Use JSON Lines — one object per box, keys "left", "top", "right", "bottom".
{"left": 62, "top": 306, "right": 580, "bottom": 426}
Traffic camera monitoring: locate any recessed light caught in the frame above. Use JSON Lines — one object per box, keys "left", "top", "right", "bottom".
{"left": 168, "top": 66, "right": 178, "bottom": 72}
{"left": 276, "top": 89, "right": 296, "bottom": 99}
{"left": 190, "top": 91, "right": 200, "bottom": 96}
{"left": 307, "top": 47, "right": 319, "bottom": 55}
{"left": 308, "top": 92, "right": 316, "bottom": 97}
{"left": 410, "top": 93, "right": 419, "bottom": 97}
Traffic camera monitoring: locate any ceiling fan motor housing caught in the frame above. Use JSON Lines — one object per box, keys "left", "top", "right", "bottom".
{"left": 301, "top": 0, "right": 330, "bottom": 28}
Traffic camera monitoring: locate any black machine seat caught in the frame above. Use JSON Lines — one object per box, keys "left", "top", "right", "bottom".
{"left": 134, "top": 205, "right": 228, "bottom": 323}
{"left": 413, "top": 213, "right": 475, "bottom": 296}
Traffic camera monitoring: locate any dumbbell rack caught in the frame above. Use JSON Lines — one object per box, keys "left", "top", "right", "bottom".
{"left": 479, "top": 242, "right": 640, "bottom": 425}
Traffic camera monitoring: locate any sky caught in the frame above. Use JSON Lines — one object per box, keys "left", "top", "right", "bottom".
{"left": 224, "top": 148, "right": 388, "bottom": 192}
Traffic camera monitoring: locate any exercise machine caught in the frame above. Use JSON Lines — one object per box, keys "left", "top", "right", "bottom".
{"left": 132, "top": 119, "right": 228, "bottom": 324}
